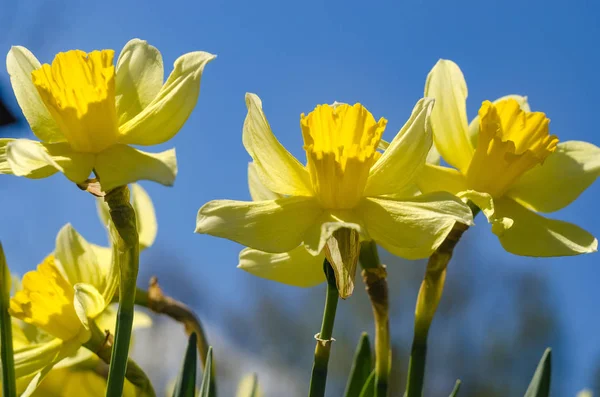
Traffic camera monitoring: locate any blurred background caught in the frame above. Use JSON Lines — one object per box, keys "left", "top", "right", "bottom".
{"left": 1, "top": 0, "right": 599, "bottom": 395}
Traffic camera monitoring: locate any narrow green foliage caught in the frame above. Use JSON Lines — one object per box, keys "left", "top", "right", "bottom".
{"left": 449, "top": 380, "right": 461, "bottom": 397}
{"left": 358, "top": 371, "right": 376, "bottom": 397}
{"left": 524, "top": 348, "right": 552, "bottom": 397}
{"left": 344, "top": 333, "right": 373, "bottom": 397}
{"left": 0, "top": 243, "right": 16, "bottom": 397}
{"left": 172, "top": 332, "right": 199, "bottom": 397}
{"left": 199, "top": 347, "right": 214, "bottom": 397}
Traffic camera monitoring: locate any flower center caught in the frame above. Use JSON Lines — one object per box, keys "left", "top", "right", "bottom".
{"left": 301, "top": 103, "right": 387, "bottom": 209}
{"left": 9, "top": 255, "right": 83, "bottom": 341}
{"left": 32, "top": 50, "right": 119, "bottom": 153}
{"left": 465, "top": 99, "right": 558, "bottom": 197}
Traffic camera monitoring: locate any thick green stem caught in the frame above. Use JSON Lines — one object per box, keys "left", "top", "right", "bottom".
{"left": 405, "top": 205, "right": 478, "bottom": 397}
{"left": 359, "top": 241, "right": 390, "bottom": 397}
{"left": 0, "top": 243, "right": 16, "bottom": 397}
{"left": 308, "top": 259, "right": 339, "bottom": 397}
{"left": 104, "top": 186, "right": 140, "bottom": 397}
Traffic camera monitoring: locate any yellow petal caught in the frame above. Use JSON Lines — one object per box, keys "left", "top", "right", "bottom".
{"left": 358, "top": 193, "right": 473, "bottom": 260}
{"left": 6, "top": 139, "right": 94, "bottom": 182}
{"left": 507, "top": 141, "right": 600, "bottom": 213}
{"left": 468, "top": 94, "right": 531, "bottom": 147}
{"left": 302, "top": 210, "right": 364, "bottom": 256}
{"left": 365, "top": 98, "right": 434, "bottom": 196}
{"left": 73, "top": 283, "right": 106, "bottom": 328}
{"left": 243, "top": 93, "right": 313, "bottom": 196}
{"left": 492, "top": 197, "right": 597, "bottom": 256}
{"left": 115, "top": 39, "right": 164, "bottom": 125}
{"left": 131, "top": 183, "right": 158, "bottom": 249}
{"left": 195, "top": 197, "right": 322, "bottom": 253}
{"left": 0, "top": 138, "right": 14, "bottom": 174}
{"left": 248, "top": 162, "right": 281, "bottom": 201}
{"left": 238, "top": 246, "right": 325, "bottom": 287}
{"left": 55, "top": 224, "right": 104, "bottom": 288}
{"left": 236, "top": 374, "right": 263, "bottom": 397}
{"left": 118, "top": 51, "right": 215, "bottom": 145}
{"left": 95, "top": 304, "right": 152, "bottom": 335}
{"left": 424, "top": 59, "right": 474, "bottom": 172}
{"left": 95, "top": 145, "right": 177, "bottom": 191}
{"left": 416, "top": 163, "right": 468, "bottom": 195}
{"left": 6, "top": 46, "right": 64, "bottom": 142}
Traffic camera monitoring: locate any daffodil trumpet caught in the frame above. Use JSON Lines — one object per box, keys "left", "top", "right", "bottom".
{"left": 1, "top": 39, "right": 214, "bottom": 191}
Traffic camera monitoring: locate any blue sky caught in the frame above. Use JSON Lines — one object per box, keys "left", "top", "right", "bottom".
{"left": 1, "top": 0, "right": 599, "bottom": 394}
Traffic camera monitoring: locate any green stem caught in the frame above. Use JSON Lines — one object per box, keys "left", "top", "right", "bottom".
{"left": 104, "top": 186, "right": 140, "bottom": 397}
{"left": 308, "top": 259, "right": 339, "bottom": 397}
{"left": 359, "top": 241, "right": 390, "bottom": 397}
{"left": 0, "top": 243, "right": 16, "bottom": 397}
{"left": 405, "top": 205, "right": 479, "bottom": 397}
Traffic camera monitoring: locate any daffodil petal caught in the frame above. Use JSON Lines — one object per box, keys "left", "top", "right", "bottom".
{"left": 507, "top": 141, "right": 600, "bottom": 213}
{"left": 55, "top": 223, "right": 103, "bottom": 288}
{"left": 6, "top": 46, "right": 63, "bottom": 142}
{"left": 468, "top": 94, "right": 530, "bottom": 148}
{"left": 457, "top": 190, "right": 514, "bottom": 233}
{"left": 365, "top": 98, "right": 434, "bottom": 196}
{"left": 95, "top": 304, "right": 153, "bottom": 334}
{"left": 248, "top": 162, "right": 281, "bottom": 201}
{"left": 492, "top": 197, "right": 597, "bottom": 256}
{"left": 0, "top": 138, "right": 14, "bottom": 174}
{"left": 73, "top": 283, "right": 106, "bottom": 328}
{"left": 6, "top": 139, "right": 94, "bottom": 182}
{"left": 416, "top": 163, "right": 468, "bottom": 195}
{"left": 358, "top": 193, "right": 474, "bottom": 260}
{"left": 243, "top": 93, "right": 313, "bottom": 196}
{"left": 424, "top": 59, "right": 473, "bottom": 172}
{"left": 118, "top": 51, "right": 215, "bottom": 145}
{"left": 195, "top": 197, "right": 322, "bottom": 253}
{"left": 95, "top": 145, "right": 177, "bottom": 191}
{"left": 238, "top": 246, "right": 325, "bottom": 287}
{"left": 302, "top": 210, "right": 364, "bottom": 256}
{"left": 130, "top": 183, "right": 158, "bottom": 249}
{"left": 115, "top": 39, "right": 164, "bottom": 125}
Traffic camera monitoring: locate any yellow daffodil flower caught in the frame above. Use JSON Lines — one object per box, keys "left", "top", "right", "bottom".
{"left": 8, "top": 183, "right": 155, "bottom": 396}
{"left": 196, "top": 94, "right": 474, "bottom": 295}
{"left": 1, "top": 39, "right": 215, "bottom": 191}
{"left": 417, "top": 59, "right": 600, "bottom": 256}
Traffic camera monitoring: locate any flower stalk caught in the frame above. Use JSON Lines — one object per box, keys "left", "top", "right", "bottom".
{"left": 308, "top": 259, "right": 339, "bottom": 397}
{"left": 405, "top": 203, "right": 479, "bottom": 397}
{"left": 104, "top": 185, "right": 140, "bottom": 397}
{"left": 359, "top": 241, "right": 390, "bottom": 397}
{"left": 0, "top": 243, "right": 16, "bottom": 397}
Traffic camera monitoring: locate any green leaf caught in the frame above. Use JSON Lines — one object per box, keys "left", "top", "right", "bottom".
{"left": 236, "top": 373, "right": 260, "bottom": 397}
{"left": 172, "top": 332, "right": 198, "bottom": 397}
{"left": 358, "top": 370, "right": 375, "bottom": 397}
{"left": 344, "top": 332, "right": 373, "bottom": 397}
{"left": 199, "top": 346, "right": 214, "bottom": 397}
{"left": 449, "top": 380, "right": 461, "bottom": 397}
{"left": 0, "top": 243, "right": 16, "bottom": 397}
{"left": 524, "top": 348, "right": 552, "bottom": 397}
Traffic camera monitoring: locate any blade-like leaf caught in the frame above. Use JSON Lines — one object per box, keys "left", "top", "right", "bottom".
{"left": 172, "top": 332, "right": 198, "bottom": 397}
{"left": 449, "top": 380, "right": 461, "bottom": 397}
{"left": 524, "top": 348, "right": 552, "bottom": 397}
{"left": 344, "top": 333, "right": 372, "bottom": 397}
{"left": 0, "top": 243, "right": 16, "bottom": 397}
{"left": 199, "top": 346, "right": 214, "bottom": 397}
{"left": 358, "top": 370, "right": 375, "bottom": 397}
{"left": 236, "top": 373, "right": 260, "bottom": 397}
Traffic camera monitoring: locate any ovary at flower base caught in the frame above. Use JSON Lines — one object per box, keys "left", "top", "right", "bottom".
{"left": 0, "top": 39, "right": 214, "bottom": 191}
{"left": 417, "top": 59, "right": 600, "bottom": 256}
{"left": 196, "top": 94, "right": 474, "bottom": 297}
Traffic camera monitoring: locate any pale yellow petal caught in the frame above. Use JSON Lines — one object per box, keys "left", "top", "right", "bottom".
{"left": 492, "top": 197, "right": 597, "bottom": 256}
{"left": 238, "top": 246, "right": 325, "bottom": 287}
{"left": 416, "top": 163, "right": 468, "bottom": 195}
{"left": 365, "top": 98, "right": 434, "bottom": 196}
{"left": 6, "top": 46, "right": 63, "bottom": 142}
{"left": 248, "top": 162, "right": 282, "bottom": 201}
{"left": 0, "top": 138, "right": 14, "bottom": 174}
{"left": 115, "top": 39, "right": 164, "bottom": 125}
{"left": 424, "top": 59, "right": 473, "bottom": 172}
{"left": 95, "top": 145, "right": 177, "bottom": 191}
{"left": 358, "top": 193, "right": 473, "bottom": 260}
{"left": 73, "top": 283, "right": 106, "bottom": 329}
{"left": 131, "top": 183, "right": 158, "bottom": 249}
{"left": 6, "top": 139, "right": 94, "bottom": 182}
{"left": 243, "top": 93, "right": 313, "bottom": 196}
{"left": 195, "top": 197, "right": 322, "bottom": 253}
{"left": 507, "top": 141, "right": 600, "bottom": 213}
{"left": 468, "top": 94, "right": 530, "bottom": 147}
{"left": 55, "top": 224, "right": 104, "bottom": 288}
{"left": 118, "top": 51, "right": 215, "bottom": 145}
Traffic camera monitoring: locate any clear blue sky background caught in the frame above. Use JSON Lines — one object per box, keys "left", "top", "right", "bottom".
{"left": 1, "top": 0, "right": 599, "bottom": 394}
